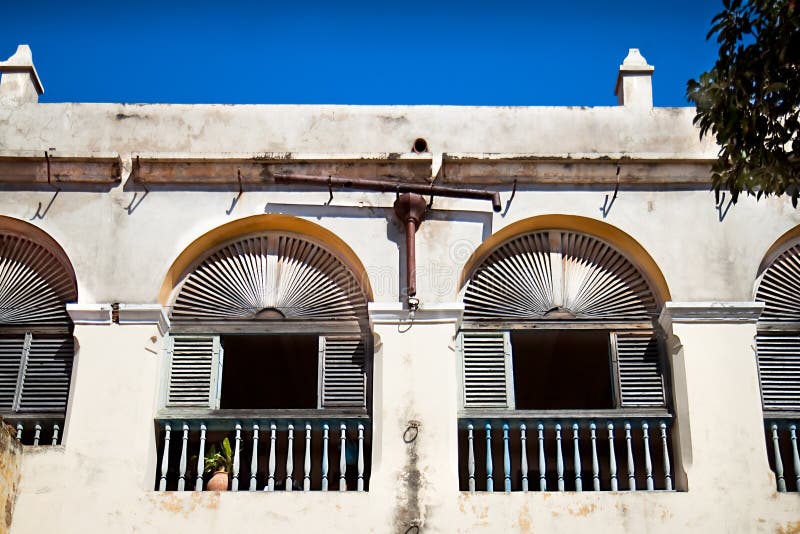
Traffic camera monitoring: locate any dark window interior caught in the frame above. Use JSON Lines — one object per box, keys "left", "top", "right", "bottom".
{"left": 511, "top": 330, "right": 614, "bottom": 410}
{"left": 220, "top": 335, "right": 318, "bottom": 409}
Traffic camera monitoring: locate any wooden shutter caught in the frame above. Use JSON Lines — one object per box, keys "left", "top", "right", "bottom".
{"left": 460, "top": 331, "right": 514, "bottom": 409}
{"left": 171, "top": 233, "right": 367, "bottom": 322}
{"left": 612, "top": 331, "right": 666, "bottom": 408}
{"left": 319, "top": 335, "right": 366, "bottom": 408}
{"left": 0, "top": 335, "right": 26, "bottom": 411}
{"left": 165, "top": 335, "right": 222, "bottom": 408}
{"left": 756, "top": 333, "right": 800, "bottom": 410}
{"left": 17, "top": 336, "right": 74, "bottom": 412}
{"left": 0, "top": 233, "right": 77, "bottom": 328}
{"left": 463, "top": 230, "right": 657, "bottom": 321}
{"left": 756, "top": 242, "right": 800, "bottom": 322}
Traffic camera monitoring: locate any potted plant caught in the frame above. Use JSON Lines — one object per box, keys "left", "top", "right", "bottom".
{"left": 204, "top": 437, "right": 233, "bottom": 491}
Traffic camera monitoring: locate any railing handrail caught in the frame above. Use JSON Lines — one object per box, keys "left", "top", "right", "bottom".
{"left": 763, "top": 412, "right": 800, "bottom": 421}
{"left": 156, "top": 412, "right": 370, "bottom": 432}
{"left": 458, "top": 410, "right": 671, "bottom": 425}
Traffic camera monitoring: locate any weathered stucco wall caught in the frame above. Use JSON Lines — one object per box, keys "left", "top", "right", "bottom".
{"left": 2, "top": 51, "right": 800, "bottom": 533}
{"left": 0, "top": 420, "right": 21, "bottom": 533}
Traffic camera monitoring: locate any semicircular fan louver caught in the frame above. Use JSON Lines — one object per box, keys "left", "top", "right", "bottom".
{"left": 0, "top": 232, "right": 77, "bottom": 327}
{"left": 463, "top": 230, "right": 657, "bottom": 321}
{"left": 756, "top": 242, "right": 800, "bottom": 322}
{"left": 172, "top": 233, "right": 368, "bottom": 321}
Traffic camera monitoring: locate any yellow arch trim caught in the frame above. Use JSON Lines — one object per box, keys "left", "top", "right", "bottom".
{"left": 158, "top": 214, "right": 374, "bottom": 305}
{"left": 458, "top": 215, "right": 671, "bottom": 305}
{"left": 757, "top": 224, "right": 800, "bottom": 278}
{"left": 0, "top": 215, "right": 78, "bottom": 299}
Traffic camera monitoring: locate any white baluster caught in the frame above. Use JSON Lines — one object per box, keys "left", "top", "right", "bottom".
{"left": 625, "top": 422, "right": 635, "bottom": 491}
{"left": 790, "top": 424, "right": 800, "bottom": 490}
{"left": 266, "top": 423, "right": 276, "bottom": 491}
{"left": 467, "top": 424, "right": 476, "bottom": 492}
{"left": 159, "top": 424, "right": 171, "bottom": 491}
{"left": 51, "top": 424, "right": 60, "bottom": 446}
{"left": 286, "top": 423, "right": 295, "bottom": 492}
{"left": 33, "top": 423, "right": 41, "bottom": 446}
{"left": 250, "top": 423, "right": 260, "bottom": 491}
{"left": 772, "top": 423, "right": 786, "bottom": 492}
{"left": 556, "top": 424, "right": 564, "bottom": 491}
{"left": 485, "top": 423, "right": 494, "bottom": 492}
{"left": 232, "top": 423, "right": 242, "bottom": 492}
{"left": 503, "top": 424, "right": 511, "bottom": 492}
{"left": 608, "top": 422, "right": 618, "bottom": 491}
{"left": 538, "top": 423, "right": 546, "bottom": 491}
{"left": 660, "top": 422, "right": 672, "bottom": 491}
{"left": 573, "top": 423, "right": 582, "bottom": 492}
{"left": 322, "top": 424, "right": 330, "bottom": 491}
{"left": 15, "top": 423, "right": 22, "bottom": 441}
{"left": 305, "top": 423, "right": 312, "bottom": 492}
{"left": 178, "top": 423, "right": 189, "bottom": 491}
{"left": 196, "top": 423, "right": 207, "bottom": 491}
{"left": 520, "top": 424, "right": 529, "bottom": 492}
{"left": 590, "top": 423, "right": 600, "bottom": 491}
{"left": 642, "top": 422, "right": 654, "bottom": 490}
{"left": 339, "top": 423, "right": 347, "bottom": 491}
{"left": 357, "top": 423, "right": 365, "bottom": 492}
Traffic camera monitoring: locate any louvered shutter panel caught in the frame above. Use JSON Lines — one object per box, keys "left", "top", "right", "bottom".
{"left": 0, "top": 336, "right": 25, "bottom": 411}
{"left": 320, "top": 335, "right": 366, "bottom": 408}
{"left": 612, "top": 331, "right": 665, "bottom": 407}
{"left": 17, "top": 335, "right": 74, "bottom": 412}
{"left": 460, "top": 331, "right": 514, "bottom": 409}
{"left": 165, "top": 335, "right": 221, "bottom": 408}
{"left": 756, "top": 333, "right": 800, "bottom": 410}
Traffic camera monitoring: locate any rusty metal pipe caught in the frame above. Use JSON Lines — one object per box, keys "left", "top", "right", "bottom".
{"left": 405, "top": 218, "right": 417, "bottom": 297}
{"left": 273, "top": 173, "right": 502, "bottom": 212}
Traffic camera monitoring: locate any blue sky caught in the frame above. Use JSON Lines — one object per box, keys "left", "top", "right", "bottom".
{"left": 0, "top": 1, "right": 722, "bottom": 106}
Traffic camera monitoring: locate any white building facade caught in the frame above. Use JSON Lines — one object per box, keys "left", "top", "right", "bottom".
{"left": 0, "top": 45, "right": 799, "bottom": 532}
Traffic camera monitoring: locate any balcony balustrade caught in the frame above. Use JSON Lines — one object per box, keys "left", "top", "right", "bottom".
{"left": 155, "top": 412, "right": 371, "bottom": 492}
{"left": 4, "top": 415, "right": 63, "bottom": 446}
{"left": 458, "top": 412, "right": 674, "bottom": 492}
{"left": 765, "top": 415, "right": 800, "bottom": 492}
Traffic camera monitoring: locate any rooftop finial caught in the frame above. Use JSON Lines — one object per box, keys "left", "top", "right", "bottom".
{"left": 0, "top": 45, "right": 44, "bottom": 105}
{"left": 614, "top": 48, "right": 654, "bottom": 109}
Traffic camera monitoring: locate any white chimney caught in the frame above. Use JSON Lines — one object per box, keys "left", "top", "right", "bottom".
{"left": 0, "top": 45, "right": 44, "bottom": 105}
{"left": 614, "top": 48, "right": 654, "bottom": 108}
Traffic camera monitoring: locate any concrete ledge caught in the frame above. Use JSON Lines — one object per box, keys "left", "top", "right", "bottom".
{"left": 117, "top": 304, "right": 170, "bottom": 335}
{"left": 659, "top": 301, "right": 765, "bottom": 325}
{"left": 368, "top": 302, "right": 464, "bottom": 326}
{"left": 66, "top": 304, "right": 112, "bottom": 325}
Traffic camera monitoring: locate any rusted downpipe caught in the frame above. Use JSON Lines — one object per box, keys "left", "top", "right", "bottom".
{"left": 393, "top": 193, "right": 428, "bottom": 308}
{"left": 274, "top": 172, "right": 502, "bottom": 312}
{"left": 273, "top": 173, "right": 502, "bottom": 212}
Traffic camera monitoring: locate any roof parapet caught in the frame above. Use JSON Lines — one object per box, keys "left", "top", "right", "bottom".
{"left": 614, "top": 48, "right": 654, "bottom": 109}
{"left": 0, "top": 45, "right": 44, "bottom": 105}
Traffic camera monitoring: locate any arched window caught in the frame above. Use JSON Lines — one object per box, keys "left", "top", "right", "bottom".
{"left": 0, "top": 228, "right": 77, "bottom": 445}
{"left": 458, "top": 229, "right": 673, "bottom": 492}
{"left": 755, "top": 239, "right": 800, "bottom": 492}
{"left": 157, "top": 230, "right": 372, "bottom": 492}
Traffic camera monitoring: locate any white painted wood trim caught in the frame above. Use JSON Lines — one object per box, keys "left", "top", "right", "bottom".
{"left": 66, "top": 304, "right": 112, "bottom": 325}
{"left": 659, "top": 301, "right": 764, "bottom": 325}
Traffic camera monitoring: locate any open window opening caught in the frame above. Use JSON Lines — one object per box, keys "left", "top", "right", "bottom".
{"left": 511, "top": 330, "right": 614, "bottom": 410}
{"left": 219, "top": 335, "right": 319, "bottom": 410}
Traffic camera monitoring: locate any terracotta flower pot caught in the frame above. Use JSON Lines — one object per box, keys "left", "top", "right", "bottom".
{"left": 207, "top": 470, "right": 229, "bottom": 491}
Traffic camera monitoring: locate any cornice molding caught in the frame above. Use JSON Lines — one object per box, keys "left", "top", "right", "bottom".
{"left": 368, "top": 302, "right": 464, "bottom": 327}
{"left": 117, "top": 304, "right": 170, "bottom": 335}
{"left": 659, "top": 301, "right": 764, "bottom": 326}
{"left": 66, "top": 303, "right": 112, "bottom": 325}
